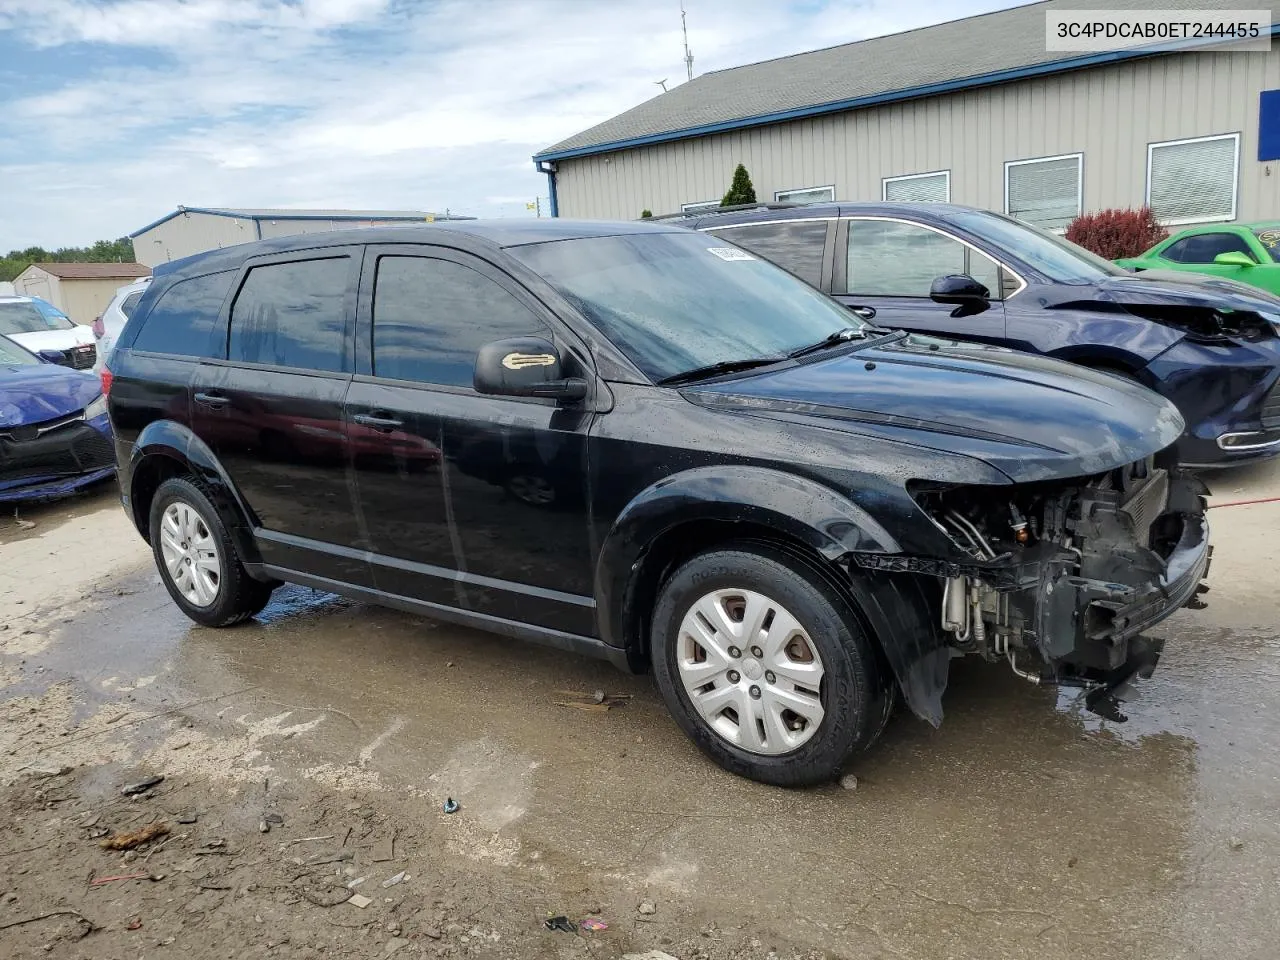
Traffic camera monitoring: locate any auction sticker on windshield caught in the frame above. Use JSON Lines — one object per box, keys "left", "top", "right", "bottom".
{"left": 707, "top": 247, "right": 756, "bottom": 261}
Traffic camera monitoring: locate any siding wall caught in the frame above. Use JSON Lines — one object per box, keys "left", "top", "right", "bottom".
{"left": 555, "top": 49, "right": 1280, "bottom": 222}
{"left": 59, "top": 279, "right": 133, "bottom": 326}
{"left": 13, "top": 267, "right": 60, "bottom": 309}
{"left": 134, "top": 214, "right": 255, "bottom": 267}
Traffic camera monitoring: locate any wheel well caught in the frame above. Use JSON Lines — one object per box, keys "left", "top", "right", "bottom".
{"left": 129, "top": 454, "right": 190, "bottom": 542}
{"left": 621, "top": 519, "right": 845, "bottom": 672}
{"left": 1072, "top": 356, "right": 1140, "bottom": 379}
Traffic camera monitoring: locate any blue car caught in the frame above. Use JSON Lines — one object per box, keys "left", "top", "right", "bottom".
{"left": 686, "top": 202, "right": 1280, "bottom": 467}
{"left": 0, "top": 336, "right": 114, "bottom": 503}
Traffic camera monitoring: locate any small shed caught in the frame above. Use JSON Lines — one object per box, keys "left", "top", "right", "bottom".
{"left": 12, "top": 262, "right": 152, "bottom": 325}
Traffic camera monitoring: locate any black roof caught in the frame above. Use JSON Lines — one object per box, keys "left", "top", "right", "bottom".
{"left": 154, "top": 218, "right": 685, "bottom": 278}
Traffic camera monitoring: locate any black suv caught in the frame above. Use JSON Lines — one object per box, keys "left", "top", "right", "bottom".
{"left": 105, "top": 220, "right": 1210, "bottom": 786}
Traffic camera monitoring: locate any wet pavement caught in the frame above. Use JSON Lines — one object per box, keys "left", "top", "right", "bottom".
{"left": 2, "top": 462, "right": 1279, "bottom": 959}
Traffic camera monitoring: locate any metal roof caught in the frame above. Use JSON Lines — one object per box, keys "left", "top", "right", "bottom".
{"left": 536, "top": 0, "right": 1280, "bottom": 161}
{"left": 129, "top": 206, "right": 471, "bottom": 238}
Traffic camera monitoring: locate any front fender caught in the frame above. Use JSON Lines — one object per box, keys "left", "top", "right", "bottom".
{"left": 129, "top": 419, "right": 260, "bottom": 564}
{"left": 594, "top": 465, "right": 900, "bottom": 650}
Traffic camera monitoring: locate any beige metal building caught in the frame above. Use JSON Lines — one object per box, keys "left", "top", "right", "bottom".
{"left": 12, "top": 262, "right": 151, "bottom": 325}
{"left": 535, "top": 0, "right": 1280, "bottom": 230}
{"left": 130, "top": 207, "right": 471, "bottom": 268}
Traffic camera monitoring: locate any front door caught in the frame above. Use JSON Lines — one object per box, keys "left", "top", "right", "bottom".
{"left": 1158, "top": 230, "right": 1264, "bottom": 282}
{"left": 348, "top": 245, "right": 595, "bottom": 636}
{"left": 832, "top": 217, "right": 1008, "bottom": 343}
{"left": 190, "top": 249, "right": 370, "bottom": 586}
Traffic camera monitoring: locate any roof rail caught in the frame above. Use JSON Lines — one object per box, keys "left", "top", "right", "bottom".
{"left": 643, "top": 201, "right": 811, "bottom": 221}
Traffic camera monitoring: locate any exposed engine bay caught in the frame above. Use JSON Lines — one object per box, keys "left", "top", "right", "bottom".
{"left": 890, "top": 453, "right": 1212, "bottom": 717}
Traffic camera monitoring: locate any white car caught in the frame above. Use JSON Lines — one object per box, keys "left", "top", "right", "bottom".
{"left": 93, "top": 276, "right": 152, "bottom": 372}
{"left": 0, "top": 296, "right": 96, "bottom": 369}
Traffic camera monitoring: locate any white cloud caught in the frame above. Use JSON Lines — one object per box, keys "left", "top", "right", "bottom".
{"left": 0, "top": 0, "right": 1022, "bottom": 248}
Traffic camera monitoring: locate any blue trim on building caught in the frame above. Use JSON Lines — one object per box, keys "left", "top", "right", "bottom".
{"left": 536, "top": 160, "right": 559, "bottom": 217}
{"left": 534, "top": 26, "right": 1280, "bottom": 163}
{"left": 129, "top": 207, "right": 444, "bottom": 238}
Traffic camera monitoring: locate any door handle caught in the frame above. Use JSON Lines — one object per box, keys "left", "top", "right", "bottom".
{"left": 848, "top": 305, "right": 877, "bottom": 320}
{"left": 194, "top": 391, "right": 229, "bottom": 409}
{"left": 351, "top": 412, "right": 404, "bottom": 432}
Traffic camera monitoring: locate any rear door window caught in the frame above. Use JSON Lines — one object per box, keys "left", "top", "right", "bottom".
{"left": 120, "top": 291, "right": 144, "bottom": 319}
{"left": 131, "top": 271, "right": 235, "bottom": 357}
{"left": 705, "top": 221, "right": 828, "bottom": 287}
{"left": 229, "top": 257, "right": 351, "bottom": 372}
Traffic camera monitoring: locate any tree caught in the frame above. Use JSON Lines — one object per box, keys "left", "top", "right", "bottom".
{"left": 721, "top": 164, "right": 757, "bottom": 206}
{"left": 0, "top": 237, "right": 136, "bottom": 283}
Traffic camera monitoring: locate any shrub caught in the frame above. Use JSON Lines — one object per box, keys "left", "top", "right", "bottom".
{"left": 640, "top": 209, "right": 652, "bottom": 219}
{"left": 1064, "top": 207, "right": 1167, "bottom": 259}
{"left": 721, "top": 164, "right": 757, "bottom": 206}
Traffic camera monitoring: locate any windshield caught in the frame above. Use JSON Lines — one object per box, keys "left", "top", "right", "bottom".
{"left": 1252, "top": 228, "right": 1280, "bottom": 263}
{"left": 31, "top": 298, "right": 75, "bottom": 327}
{"left": 0, "top": 336, "right": 40, "bottom": 366}
{"left": 508, "top": 231, "right": 869, "bottom": 382}
{"left": 0, "top": 300, "right": 74, "bottom": 334}
{"left": 949, "top": 210, "right": 1125, "bottom": 283}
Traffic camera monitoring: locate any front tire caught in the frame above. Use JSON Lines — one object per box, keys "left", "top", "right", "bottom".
{"left": 651, "top": 546, "right": 891, "bottom": 787}
{"left": 149, "top": 477, "right": 272, "bottom": 627}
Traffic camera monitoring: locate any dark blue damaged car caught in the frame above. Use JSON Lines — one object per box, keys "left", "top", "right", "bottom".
{"left": 0, "top": 336, "right": 114, "bottom": 503}
{"left": 686, "top": 202, "right": 1280, "bottom": 467}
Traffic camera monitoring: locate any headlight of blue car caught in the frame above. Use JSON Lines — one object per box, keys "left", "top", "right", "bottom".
{"left": 83, "top": 393, "right": 108, "bottom": 420}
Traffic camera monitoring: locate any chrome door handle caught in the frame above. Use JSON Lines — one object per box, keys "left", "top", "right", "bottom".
{"left": 351, "top": 413, "right": 404, "bottom": 431}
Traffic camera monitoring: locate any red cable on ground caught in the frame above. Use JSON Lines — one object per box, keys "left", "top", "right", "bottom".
{"left": 1208, "top": 495, "right": 1280, "bottom": 509}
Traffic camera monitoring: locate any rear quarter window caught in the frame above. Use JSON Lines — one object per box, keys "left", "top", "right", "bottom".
{"left": 130, "top": 271, "right": 235, "bottom": 357}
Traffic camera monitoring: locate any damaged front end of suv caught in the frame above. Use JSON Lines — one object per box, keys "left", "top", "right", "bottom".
{"left": 858, "top": 451, "right": 1210, "bottom": 723}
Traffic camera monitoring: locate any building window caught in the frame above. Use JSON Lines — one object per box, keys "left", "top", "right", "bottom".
{"left": 774, "top": 185, "right": 835, "bottom": 204}
{"left": 681, "top": 200, "right": 722, "bottom": 214}
{"left": 705, "top": 220, "right": 829, "bottom": 287}
{"left": 1004, "top": 153, "right": 1082, "bottom": 231}
{"left": 882, "top": 171, "right": 950, "bottom": 203}
{"left": 1147, "top": 134, "right": 1239, "bottom": 225}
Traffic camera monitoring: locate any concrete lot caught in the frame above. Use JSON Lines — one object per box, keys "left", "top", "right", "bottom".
{"left": 1, "top": 461, "right": 1279, "bottom": 960}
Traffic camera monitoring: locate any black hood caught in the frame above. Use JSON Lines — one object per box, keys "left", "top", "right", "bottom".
{"left": 685, "top": 336, "right": 1185, "bottom": 483}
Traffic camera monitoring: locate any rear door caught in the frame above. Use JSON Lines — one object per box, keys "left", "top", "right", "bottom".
{"left": 347, "top": 244, "right": 595, "bottom": 635}
{"left": 833, "top": 217, "right": 1009, "bottom": 342}
{"left": 700, "top": 219, "right": 835, "bottom": 291}
{"left": 190, "top": 248, "right": 370, "bottom": 585}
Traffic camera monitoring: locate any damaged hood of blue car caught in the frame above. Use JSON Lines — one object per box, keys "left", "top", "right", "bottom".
{"left": 684, "top": 335, "right": 1186, "bottom": 483}
{"left": 0, "top": 362, "right": 101, "bottom": 428}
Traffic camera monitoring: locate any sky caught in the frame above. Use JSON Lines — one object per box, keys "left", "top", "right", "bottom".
{"left": 0, "top": 0, "right": 1026, "bottom": 250}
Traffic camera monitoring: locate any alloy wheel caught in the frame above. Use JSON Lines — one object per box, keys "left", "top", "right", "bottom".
{"left": 159, "top": 500, "right": 222, "bottom": 608}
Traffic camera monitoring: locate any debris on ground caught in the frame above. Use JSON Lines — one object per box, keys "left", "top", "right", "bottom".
{"left": 346, "top": 877, "right": 367, "bottom": 889}
{"left": 443, "top": 798, "right": 460, "bottom": 814}
{"left": 120, "top": 775, "right": 164, "bottom": 796}
{"left": 384, "top": 936, "right": 410, "bottom": 955}
{"left": 554, "top": 690, "right": 633, "bottom": 712}
{"left": 637, "top": 900, "right": 657, "bottom": 915}
{"left": 1230, "top": 836, "right": 1245, "bottom": 850}
{"left": 125, "top": 916, "right": 142, "bottom": 930}
{"left": 580, "top": 918, "right": 608, "bottom": 931}
{"left": 304, "top": 851, "right": 352, "bottom": 866}
{"left": 264, "top": 812, "right": 284, "bottom": 825}
{"left": 621, "top": 952, "right": 681, "bottom": 960}
{"left": 543, "top": 915, "right": 576, "bottom": 933}
{"left": 298, "top": 883, "right": 354, "bottom": 907}
{"left": 839, "top": 774, "right": 859, "bottom": 791}
{"left": 176, "top": 812, "right": 197, "bottom": 825}
{"left": 99, "top": 822, "right": 169, "bottom": 851}
{"left": 347, "top": 894, "right": 372, "bottom": 909}
{"left": 15, "top": 517, "right": 36, "bottom": 530}
{"left": 381, "top": 871, "right": 408, "bottom": 888}
{"left": 90, "top": 872, "right": 150, "bottom": 886}
{"left": 371, "top": 834, "right": 395, "bottom": 861}
{"left": 259, "top": 820, "right": 270, "bottom": 833}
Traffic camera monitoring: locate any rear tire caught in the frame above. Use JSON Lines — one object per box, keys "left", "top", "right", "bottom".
{"left": 651, "top": 545, "right": 891, "bottom": 787}
{"left": 149, "top": 477, "right": 273, "bottom": 627}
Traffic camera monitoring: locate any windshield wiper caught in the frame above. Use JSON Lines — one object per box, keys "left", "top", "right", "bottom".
{"left": 787, "top": 327, "right": 869, "bottom": 359}
{"left": 656, "top": 357, "right": 785, "bottom": 387}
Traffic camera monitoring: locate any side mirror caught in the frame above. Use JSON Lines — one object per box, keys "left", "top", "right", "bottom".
{"left": 930, "top": 274, "right": 990, "bottom": 305}
{"left": 474, "top": 337, "right": 587, "bottom": 402}
{"left": 1213, "top": 251, "right": 1255, "bottom": 267}
{"left": 38, "top": 349, "right": 69, "bottom": 365}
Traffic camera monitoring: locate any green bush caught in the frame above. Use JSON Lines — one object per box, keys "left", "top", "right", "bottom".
{"left": 721, "top": 164, "right": 757, "bottom": 206}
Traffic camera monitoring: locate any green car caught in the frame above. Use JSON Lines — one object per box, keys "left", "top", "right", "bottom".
{"left": 1116, "top": 223, "right": 1280, "bottom": 296}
